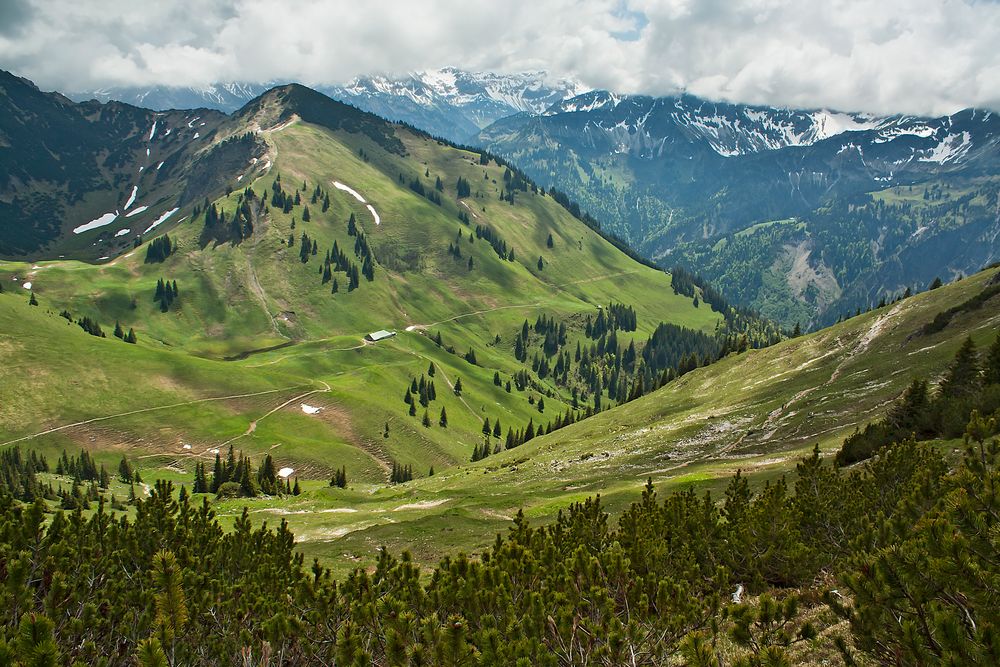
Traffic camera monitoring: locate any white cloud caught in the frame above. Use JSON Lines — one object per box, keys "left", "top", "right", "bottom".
{"left": 2, "top": 0, "right": 997, "bottom": 115}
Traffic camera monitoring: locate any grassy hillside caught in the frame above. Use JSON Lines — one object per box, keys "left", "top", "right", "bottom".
{"left": 3, "top": 85, "right": 996, "bottom": 575}
{"left": 253, "top": 265, "right": 1000, "bottom": 573}
{"left": 0, "top": 87, "right": 729, "bottom": 556}
{"left": 4, "top": 258, "right": 990, "bottom": 577}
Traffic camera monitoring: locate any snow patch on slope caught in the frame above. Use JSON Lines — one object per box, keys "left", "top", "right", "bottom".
{"left": 143, "top": 208, "right": 179, "bottom": 234}
{"left": 333, "top": 181, "right": 366, "bottom": 203}
{"left": 810, "top": 111, "right": 880, "bottom": 141}
{"left": 123, "top": 186, "right": 138, "bottom": 211}
{"left": 920, "top": 132, "right": 972, "bottom": 164}
{"left": 73, "top": 212, "right": 118, "bottom": 234}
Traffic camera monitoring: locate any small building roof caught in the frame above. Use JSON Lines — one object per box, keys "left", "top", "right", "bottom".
{"left": 367, "top": 329, "right": 397, "bottom": 341}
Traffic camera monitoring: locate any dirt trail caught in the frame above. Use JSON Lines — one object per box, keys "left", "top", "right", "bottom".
{"left": 428, "top": 359, "right": 482, "bottom": 422}
{"left": 0, "top": 385, "right": 310, "bottom": 448}
{"left": 460, "top": 201, "right": 479, "bottom": 219}
{"left": 246, "top": 339, "right": 369, "bottom": 368}
{"left": 246, "top": 259, "right": 284, "bottom": 338}
{"left": 405, "top": 302, "right": 544, "bottom": 332}
{"left": 829, "top": 302, "right": 906, "bottom": 382}
{"left": 214, "top": 380, "right": 331, "bottom": 450}
{"left": 552, "top": 270, "right": 640, "bottom": 289}
{"left": 728, "top": 301, "right": 908, "bottom": 451}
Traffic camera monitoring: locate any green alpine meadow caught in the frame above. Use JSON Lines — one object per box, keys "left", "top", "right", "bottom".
{"left": 1, "top": 3, "right": 999, "bottom": 665}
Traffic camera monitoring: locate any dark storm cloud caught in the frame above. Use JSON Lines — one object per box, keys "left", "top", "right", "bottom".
{"left": 1, "top": 0, "right": 997, "bottom": 115}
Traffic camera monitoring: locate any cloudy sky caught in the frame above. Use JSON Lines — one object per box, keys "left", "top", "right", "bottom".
{"left": 2, "top": 0, "right": 998, "bottom": 115}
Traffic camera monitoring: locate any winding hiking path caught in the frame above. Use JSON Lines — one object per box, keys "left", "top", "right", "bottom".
{"left": 0, "top": 385, "right": 311, "bottom": 448}
{"left": 405, "top": 302, "right": 544, "bottom": 332}
{"left": 215, "top": 380, "right": 331, "bottom": 450}
{"left": 402, "top": 269, "right": 644, "bottom": 332}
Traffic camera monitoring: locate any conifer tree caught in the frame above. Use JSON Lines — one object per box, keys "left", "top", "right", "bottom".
{"left": 985, "top": 331, "right": 1000, "bottom": 386}
{"left": 152, "top": 550, "right": 188, "bottom": 665}
{"left": 210, "top": 453, "right": 224, "bottom": 492}
{"left": 118, "top": 456, "right": 134, "bottom": 484}
{"left": 422, "top": 410, "right": 431, "bottom": 428}
{"left": 238, "top": 457, "right": 256, "bottom": 497}
{"left": 29, "top": 291, "right": 38, "bottom": 306}
{"left": 454, "top": 377, "right": 463, "bottom": 395}
{"left": 940, "top": 336, "right": 981, "bottom": 399}
{"left": 439, "top": 406, "right": 448, "bottom": 427}
{"left": 137, "top": 638, "right": 169, "bottom": 667}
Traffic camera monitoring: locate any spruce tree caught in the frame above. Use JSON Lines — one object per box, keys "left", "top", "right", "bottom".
{"left": 985, "top": 331, "right": 1000, "bottom": 386}
{"left": 439, "top": 406, "right": 448, "bottom": 427}
{"left": 940, "top": 337, "right": 981, "bottom": 399}
{"left": 211, "top": 453, "right": 224, "bottom": 492}
{"left": 29, "top": 291, "right": 38, "bottom": 306}
{"left": 238, "top": 457, "right": 256, "bottom": 497}
{"left": 118, "top": 456, "right": 134, "bottom": 484}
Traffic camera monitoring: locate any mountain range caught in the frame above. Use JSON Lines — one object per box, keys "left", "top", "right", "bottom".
{"left": 69, "top": 67, "right": 587, "bottom": 143}
{"left": 60, "top": 71, "right": 1000, "bottom": 327}
{"left": 480, "top": 92, "right": 1000, "bottom": 327}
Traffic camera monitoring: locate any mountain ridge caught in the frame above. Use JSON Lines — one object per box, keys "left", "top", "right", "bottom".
{"left": 478, "top": 90, "right": 1000, "bottom": 327}
{"left": 67, "top": 68, "right": 588, "bottom": 144}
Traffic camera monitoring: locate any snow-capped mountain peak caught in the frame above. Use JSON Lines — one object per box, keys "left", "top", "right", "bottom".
{"left": 331, "top": 67, "right": 589, "bottom": 140}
